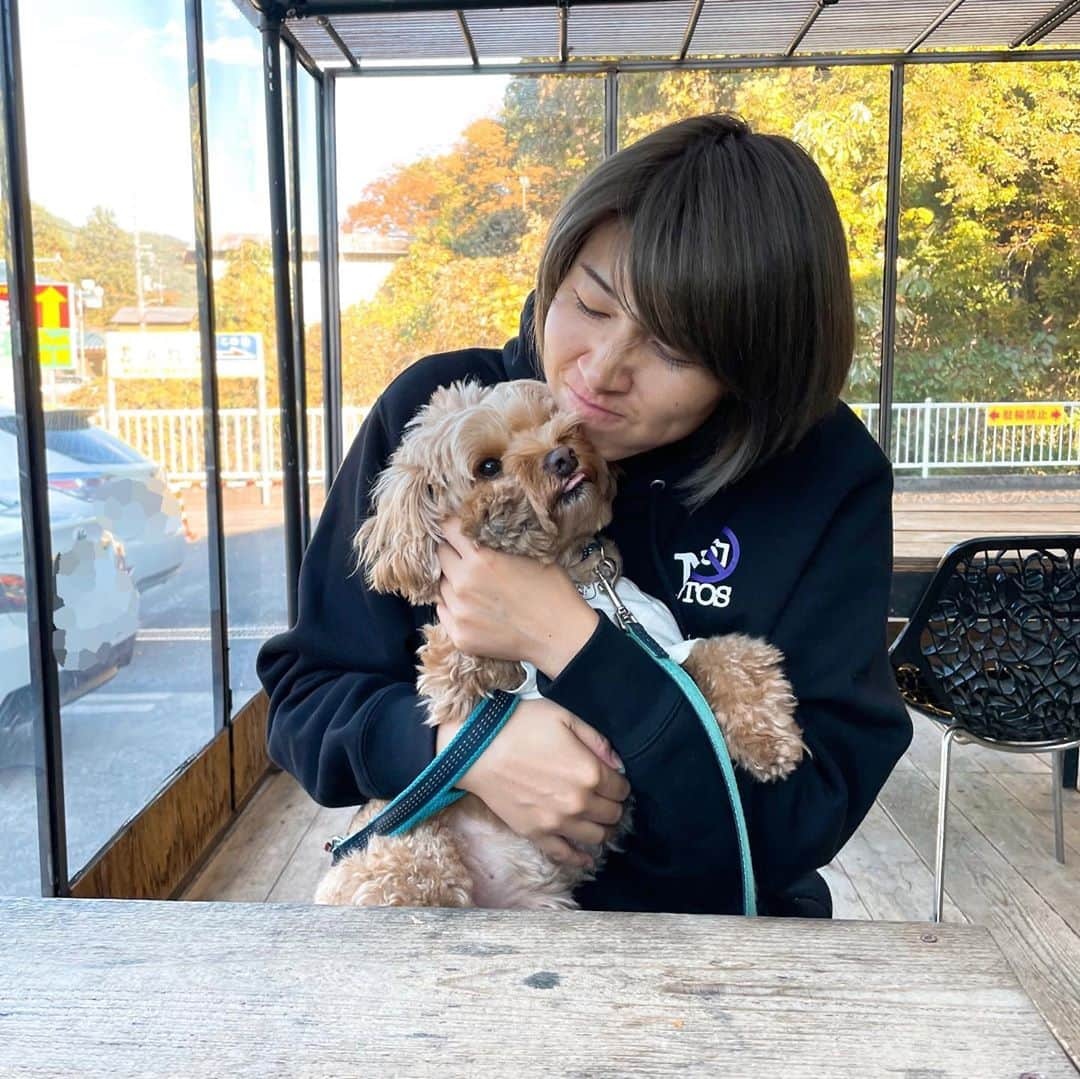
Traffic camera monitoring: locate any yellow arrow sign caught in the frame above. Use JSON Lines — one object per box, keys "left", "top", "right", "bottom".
{"left": 35, "top": 285, "right": 67, "bottom": 329}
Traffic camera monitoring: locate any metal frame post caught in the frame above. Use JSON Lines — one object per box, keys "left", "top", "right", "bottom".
{"left": 260, "top": 11, "right": 304, "bottom": 624}
{"left": 0, "top": 0, "right": 69, "bottom": 896}
{"left": 877, "top": 63, "right": 904, "bottom": 457}
{"left": 318, "top": 70, "right": 343, "bottom": 486}
{"left": 286, "top": 43, "right": 311, "bottom": 548}
{"left": 603, "top": 68, "right": 618, "bottom": 157}
{"left": 186, "top": 0, "right": 232, "bottom": 733}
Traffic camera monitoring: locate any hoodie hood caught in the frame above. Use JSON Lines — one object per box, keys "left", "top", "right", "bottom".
{"left": 502, "top": 290, "right": 543, "bottom": 382}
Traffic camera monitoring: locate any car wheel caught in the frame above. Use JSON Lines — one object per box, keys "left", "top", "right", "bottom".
{"left": 0, "top": 685, "right": 35, "bottom": 769}
{"left": 116, "top": 636, "right": 136, "bottom": 668}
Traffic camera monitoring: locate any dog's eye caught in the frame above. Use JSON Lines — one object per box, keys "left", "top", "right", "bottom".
{"left": 476, "top": 458, "right": 502, "bottom": 479}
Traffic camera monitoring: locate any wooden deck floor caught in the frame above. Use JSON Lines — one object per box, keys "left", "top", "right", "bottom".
{"left": 182, "top": 711, "right": 1080, "bottom": 1068}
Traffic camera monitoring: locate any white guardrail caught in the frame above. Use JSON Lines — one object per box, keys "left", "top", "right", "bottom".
{"left": 101, "top": 400, "right": 1080, "bottom": 489}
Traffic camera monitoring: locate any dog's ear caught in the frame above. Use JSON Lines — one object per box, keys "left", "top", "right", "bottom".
{"left": 424, "top": 380, "right": 490, "bottom": 423}
{"left": 352, "top": 380, "right": 490, "bottom": 604}
{"left": 353, "top": 459, "right": 441, "bottom": 605}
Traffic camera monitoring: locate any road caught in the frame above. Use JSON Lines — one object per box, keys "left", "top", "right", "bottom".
{"left": 0, "top": 484, "right": 318, "bottom": 897}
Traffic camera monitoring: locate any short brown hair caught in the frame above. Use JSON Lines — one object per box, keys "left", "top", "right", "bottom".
{"left": 534, "top": 113, "right": 855, "bottom": 507}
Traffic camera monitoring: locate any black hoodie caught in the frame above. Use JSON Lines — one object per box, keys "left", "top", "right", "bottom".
{"left": 257, "top": 297, "right": 913, "bottom": 915}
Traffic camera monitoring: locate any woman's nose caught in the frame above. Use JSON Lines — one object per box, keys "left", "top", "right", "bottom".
{"left": 543, "top": 445, "right": 578, "bottom": 478}
{"left": 579, "top": 337, "right": 633, "bottom": 394}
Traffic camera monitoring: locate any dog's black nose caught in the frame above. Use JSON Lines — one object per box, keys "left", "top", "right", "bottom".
{"left": 543, "top": 446, "right": 578, "bottom": 478}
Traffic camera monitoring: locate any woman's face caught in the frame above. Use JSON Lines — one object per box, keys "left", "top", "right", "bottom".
{"left": 541, "top": 220, "right": 724, "bottom": 462}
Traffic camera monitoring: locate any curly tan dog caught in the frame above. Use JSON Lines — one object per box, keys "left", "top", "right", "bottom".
{"left": 314, "top": 379, "right": 803, "bottom": 910}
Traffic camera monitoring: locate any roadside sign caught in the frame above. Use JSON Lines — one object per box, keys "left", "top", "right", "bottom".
{"left": 0, "top": 282, "right": 75, "bottom": 368}
{"left": 215, "top": 332, "right": 264, "bottom": 379}
{"left": 106, "top": 331, "right": 200, "bottom": 379}
{"left": 986, "top": 404, "right": 1066, "bottom": 426}
{"left": 107, "top": 330, "right": 267, "bottom": 380}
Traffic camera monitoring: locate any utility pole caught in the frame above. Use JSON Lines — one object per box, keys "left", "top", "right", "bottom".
{"left": 133, "top": 212, "right": 145, "bottom": 328}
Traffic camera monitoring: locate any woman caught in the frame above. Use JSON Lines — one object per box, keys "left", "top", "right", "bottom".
{"left": 257, "top": 114, "right": 912, "bottom": 917}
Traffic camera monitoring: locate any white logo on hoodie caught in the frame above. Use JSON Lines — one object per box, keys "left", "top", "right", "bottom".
{"left": 673, "top": 529, "right": 740, "bottom": 608}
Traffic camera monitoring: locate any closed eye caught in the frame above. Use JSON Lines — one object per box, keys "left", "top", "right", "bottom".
{"left": 574, "top": 293, "right": 607, "bottom": 320}
{"left": 651, "top": 340, "right": 694, "bottom": 369}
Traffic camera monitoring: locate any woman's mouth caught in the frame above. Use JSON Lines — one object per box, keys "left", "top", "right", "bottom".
{"left": 566, "top": 384, "right": 621, "bottom": 422}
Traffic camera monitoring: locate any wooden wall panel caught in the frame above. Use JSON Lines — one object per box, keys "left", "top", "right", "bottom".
{"left": 69, "top": 691, "right": 275, "bottom": 901}
{"left": 232, "top": 691, "right": 273, "bottom": 810}
{"left": 70, "top": 729, "right": 232, "bottom": 900}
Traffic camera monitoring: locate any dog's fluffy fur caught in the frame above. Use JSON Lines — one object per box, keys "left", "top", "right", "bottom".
{"left": 315, "top": 379, "right": 804, "bottom": 910}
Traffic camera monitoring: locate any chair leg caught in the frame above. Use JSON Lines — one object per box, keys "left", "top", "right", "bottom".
{"left": 1052, "top": 751, "right": 1066, "bottom": 865}
{"left": 934, "top": 726, "right": 959, "bottom": 923}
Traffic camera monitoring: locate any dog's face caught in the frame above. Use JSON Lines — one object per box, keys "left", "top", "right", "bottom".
{"left": 354, "top": 379, "right": 616, "bottom": 605}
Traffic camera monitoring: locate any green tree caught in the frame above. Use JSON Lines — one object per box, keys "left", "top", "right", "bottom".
{"left": 893, "top": 62, "right": 1080, "bottom": 401}
{"left": 72, "top": 207, "right": 137, "bottom": 326}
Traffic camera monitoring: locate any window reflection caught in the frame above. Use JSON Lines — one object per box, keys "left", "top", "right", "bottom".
{"left": 17, "top": 0, "right": 215, "bottom": 880}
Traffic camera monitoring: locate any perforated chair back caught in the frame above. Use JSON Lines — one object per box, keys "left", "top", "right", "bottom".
{"left": 889, "top": 536, "right": 1080, "bottom": 743}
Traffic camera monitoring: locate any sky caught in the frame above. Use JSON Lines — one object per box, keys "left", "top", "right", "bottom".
{"left": 18, "top": 0, "right": 510, "bottom": 241}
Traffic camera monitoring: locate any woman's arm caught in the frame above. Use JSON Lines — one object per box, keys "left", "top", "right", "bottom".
{"left": 257, "top": 402, "right": 438, "bottom": 805}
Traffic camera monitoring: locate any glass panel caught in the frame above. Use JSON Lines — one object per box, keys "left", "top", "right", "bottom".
{"left": 335, "top": 74, "right": 605, "bottom": 438}
{"left": 893, "top": 62, "right": 1080, "bottom": 479}
{"left": 20, "top": 0, "right": 215, "bottom": 877}
{"left": 203, "top": 0, "right": 287, "bottom": 708}
{"left": 0, "top": 84, "right": 43, "bottom": 895}
{"left": 619, "top": 68, "right": 891, "bottom": 443}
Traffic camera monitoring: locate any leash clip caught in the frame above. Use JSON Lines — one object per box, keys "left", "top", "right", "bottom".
{"left": 590, "top": 539, "right": 637, "bottom": 630}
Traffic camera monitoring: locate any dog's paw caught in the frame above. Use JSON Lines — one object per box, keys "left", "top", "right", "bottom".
{"left": 726, "top": 713, "right": 805, "bottom": 782}
{"left": 683, "top": 634, "right": 805, "bottom": 783}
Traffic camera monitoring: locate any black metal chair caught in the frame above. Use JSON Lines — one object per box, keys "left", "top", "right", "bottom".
{"left": 889, "top": 536, "right": 1080, "bottom": 922}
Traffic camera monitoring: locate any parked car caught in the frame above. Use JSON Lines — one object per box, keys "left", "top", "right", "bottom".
{"left": 0, "top": 486, "right": 139, "bottom": 735}
{"left": 0, "top": 409, "right": 187, "bottom": 591}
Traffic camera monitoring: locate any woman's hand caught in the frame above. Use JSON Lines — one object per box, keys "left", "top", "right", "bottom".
{"left": 436, "top": 518, "right": 599, "bottom": 678}
{"left": 435, "top": 697, "right": 630, "bottom": 868}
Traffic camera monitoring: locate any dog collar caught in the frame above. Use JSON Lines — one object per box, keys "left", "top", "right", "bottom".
{"left": 579, "top": 536, "right": 603, "bottom": 562}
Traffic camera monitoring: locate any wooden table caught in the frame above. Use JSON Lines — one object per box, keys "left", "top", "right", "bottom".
{"left": 1, "top": 898, "right": 1073, "bottom": 1078}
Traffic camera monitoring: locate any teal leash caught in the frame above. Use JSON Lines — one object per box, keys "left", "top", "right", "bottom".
{"left": 622, "top": 621, "right": 757, "bottom": 916}
{"left": 589, "top": 545, "right": 757, "bottom": 917}
{"left": 324, "top": 691, "right": 520, "bottom": 865}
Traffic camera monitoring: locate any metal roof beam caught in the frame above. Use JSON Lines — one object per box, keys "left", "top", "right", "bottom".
{"left": 455, "top": 10, "right": 480, "bottom": 67}
{"left": 678, "top": 0, "right": 705, "bottom": 61}
{"left": 317, "top": 14, "right": 361, "bottom": 67}
{"left": 786, "top": 0, "right": 838, "bottom": 57}
{"left": 291, "top": 0, "right": 637, "bottom": 14}
{"left": 327, "top": 46, "right": 1080, "bottom": 77}
{"left": 906, "top": 0, "right": 967, "bottom": 54}
{"left": 285, "top": 27, "right": 324, "bottom": 76}
{"left": 1011, "top": 0, "right": 1080, "bottom": 47}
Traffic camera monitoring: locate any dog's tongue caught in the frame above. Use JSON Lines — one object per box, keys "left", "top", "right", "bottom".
{"left": 562, "top": 471, "right": 587, "bottom": 494}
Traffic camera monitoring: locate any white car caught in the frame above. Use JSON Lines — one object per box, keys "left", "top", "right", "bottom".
{"left": 0, "top": 486, "right": 139, "bottom": 733}
{"left": 0, "top": 409, "right": 187, "bottom": 590}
